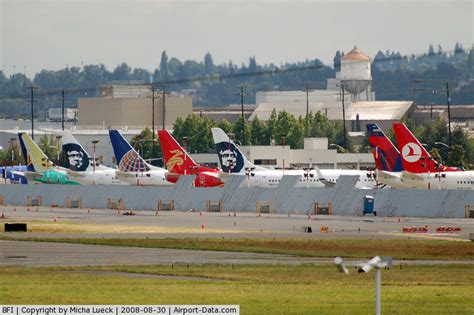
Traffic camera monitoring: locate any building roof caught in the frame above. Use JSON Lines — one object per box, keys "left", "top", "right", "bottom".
{"left": 341, "top": 46, "right": 371, "bottom": 61}
{"left": 345, "top": 101, "right": 413, "bottom": 120}
{"left": 249, "top": 101, "right": 413, "bottom": 121}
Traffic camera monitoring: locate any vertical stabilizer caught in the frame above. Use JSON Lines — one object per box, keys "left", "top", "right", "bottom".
{"left": 18, "top": 133, "right": 53, "bottom": 173}
{"left": 211, "top": 127, "right": 266, "bottom": 174}
{"left": 61, "top": 132, "right": 91, "bottom": 172}
{"left": 109, "top": 130, "right": 150, "bottom": 172}
{"left": 393, "top": 122, "right": 444, "bottom": 173}
{"left": 157, "top": 130, "right": 198, "bottom": 174}
{"left": 366, "top": 124, "right": 403, "bottom": 172}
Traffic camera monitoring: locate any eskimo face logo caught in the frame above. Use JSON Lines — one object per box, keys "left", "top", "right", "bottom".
{"left": 216, "top": 142, "right": 244, "bottom": 173}
{"left": 64, "top": 143, "right": 89, "bottom": 171}
{"left": 401, "top": 142, "right": 422, "bottom": 163}
{"left": 166, "top": 149, "right": 184, "bottom": 171}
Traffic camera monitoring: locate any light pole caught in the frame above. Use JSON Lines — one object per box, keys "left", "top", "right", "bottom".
{"left": 92, "top": 140, "right": 99, "bottom": 185}
{"left": 329, "top": 143, "right": 345, "bottom": 152}
{"left": 434, "top": 141, "right": 450, "bottom": 149}
{"left": 183, "top": 136, "right": 188, "bottom": 176}
{"left": 55, "top": 135, "right": 62, "bottom": 167}
{"left": 9, "top": 137, "right": 16, "bottom": 166}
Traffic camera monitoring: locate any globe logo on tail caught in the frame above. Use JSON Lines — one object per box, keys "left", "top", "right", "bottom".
{"left": 401, "top": 142, "right": 422, "bottom": 163}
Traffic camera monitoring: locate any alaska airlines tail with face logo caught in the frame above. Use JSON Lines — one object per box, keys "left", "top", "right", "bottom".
{"left": 211, "top": 127, "right": 267, "bottom": 174}
{"left": 61, "top": 132, "right": 91, "bottom": 172}
{"left": 366, "top": 124, "right": 403, "bottom": 172}
{"left": 393, "top": 122, "right": 459, "bottom": 173}
{"left": 109, "top": 130, "right": 150, "bottom": 172}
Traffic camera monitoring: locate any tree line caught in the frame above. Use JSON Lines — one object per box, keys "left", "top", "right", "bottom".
{"left": 1, "top": 110, "right": 473, "bottom": 169}
{"left": 1, "top": 43, "right": 473, "bottom": 119}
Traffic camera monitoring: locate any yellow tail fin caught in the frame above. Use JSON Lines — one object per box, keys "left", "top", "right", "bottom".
{"left": 20, "top": 133, "right": 53, "bottom": 173}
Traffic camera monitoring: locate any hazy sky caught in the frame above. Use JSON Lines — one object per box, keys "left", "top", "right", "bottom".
{"left": 1, "top": 0, "right": 473, "bottom": 78}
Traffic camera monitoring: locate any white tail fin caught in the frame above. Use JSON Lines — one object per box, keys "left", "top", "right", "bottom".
{"left": 61, "top": 131, "right": 92, "bottom": 172}
{"left": 211, "top": 128, "right": 267, "bottom": 174}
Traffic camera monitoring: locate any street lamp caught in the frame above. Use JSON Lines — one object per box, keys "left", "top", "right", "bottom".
{"left": 334, "top": 256, "right": 392, "bottom": 315}
{"left": 92, "top": 139, "right": 99, "bottom": 185}
{"left": 434, "top": 141, "right": 450, "bottom": 149}
{"left": 329, "top": 143, "right": 345, "bottom": 152}
{"left": 182, "top": 136, "right": 188, "bottom": 176}
{"left": 55, "top": 135, "right": 62, "bottom": 167}
{"left": 9, "top": 137, "right": 16, "bottom": 165}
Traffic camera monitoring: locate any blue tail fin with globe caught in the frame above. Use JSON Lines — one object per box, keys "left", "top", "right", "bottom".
{"left": 109, "top": 130, "right": 149, "bottom": 172}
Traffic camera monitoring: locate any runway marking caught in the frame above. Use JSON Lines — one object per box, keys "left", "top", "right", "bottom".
{"left": 378, "top": 232, "right": 467, "bottom": 242}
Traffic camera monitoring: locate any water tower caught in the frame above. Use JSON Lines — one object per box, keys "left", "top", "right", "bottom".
{"left": 340, "top": 46, "right": 372, "bottom": 101}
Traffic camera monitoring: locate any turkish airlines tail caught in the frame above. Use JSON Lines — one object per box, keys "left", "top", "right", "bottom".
{"left": 366, "top": 123, "right": 403, "bottom": 172}
{"left": 393, "top": 122, "right": 458, "bottom": 173}
{"left": 157, "top": 130, "right": 199, "bottom": 174}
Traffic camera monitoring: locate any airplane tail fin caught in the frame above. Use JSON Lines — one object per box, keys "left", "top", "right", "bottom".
{"left": 157, "top": 130, "right": 197, "bottom": 174}
{"left": 18, "top": 133, "right": 53, "bottom": 173}
{"left": 60, "top": 132, "right": 91, "bottom": 172}
{"left": 211, "top": 127, "right": 264, "bottom": 174}
{"left": 393, "top": 122, "right": 439, "bottom": 173}
{"left": 366, "top": 124, "right": 403, "bottom": 172}
{"left": 109, "top": 130, "right": 150, "bottom": 172}
{"left": 18, "top": 132, "right": 34, "bottom": 171}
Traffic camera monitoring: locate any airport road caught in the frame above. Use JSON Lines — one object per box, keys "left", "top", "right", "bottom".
{"left": 1, "top": 240, "right": 473, "bottom": 267}
{"left": 0, "top": 206, "right": 472, "bottom": 240}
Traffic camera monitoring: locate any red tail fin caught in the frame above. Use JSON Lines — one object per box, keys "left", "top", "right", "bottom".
{"left": 157, "top": 130, "right": 198, "bottom": 174}
{"left": 393, "top": 122, "right": 442, "bottom": 173}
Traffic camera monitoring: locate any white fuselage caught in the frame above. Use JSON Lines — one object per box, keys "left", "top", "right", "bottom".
{"left": 237, "top": 169, "right": 376, "bottom": 189}
{"left": 379, "top": 170, "right": 474, "bottom": 190}
{"left": 117, "top": 169, "right": 172, "bottom": 186}
{"left": 67, "top": 166, "right": 127, "bottom": 185}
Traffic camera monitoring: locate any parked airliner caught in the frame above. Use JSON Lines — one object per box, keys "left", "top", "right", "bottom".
{"left": 109, "top": 129, "right": 171, "bottom": 186}
{"left": 211, "top": 127, "right": 376, "bottom": 189}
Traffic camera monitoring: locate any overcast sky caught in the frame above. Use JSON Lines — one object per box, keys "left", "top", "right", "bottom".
{"left": 1, "top": 0, "right": 473, "bottom": 78}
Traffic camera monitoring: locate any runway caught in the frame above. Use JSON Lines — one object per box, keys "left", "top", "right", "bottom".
{"left": 2, "top": 240, "right": 473, "bottom": 267}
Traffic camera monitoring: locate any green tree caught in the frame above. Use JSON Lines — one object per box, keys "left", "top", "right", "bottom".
{"left": 250, "top": 115, "right": 268, "bottom": 145}
{"left": 233, "top": 118, "right": 252, "bottom": 145}
{"left": 131, "top": 127, "right": 162, "bottom": 166}
{"left": 204, "top": 52, "right": 214, "bottom": 75}
{"left": 160, "top": 50, "right": 169, "bottom": 82}
{"left": 447, "top": 144, "right": 465, "bottom": 168}
{"left": 218, "top": 119, "right": 233, "bottom": 135}
{"left": 429, "top": 147, "right": 443, "bottom": 164}
{"left": 39, "top": 134, "right": 59, "bottom": 163}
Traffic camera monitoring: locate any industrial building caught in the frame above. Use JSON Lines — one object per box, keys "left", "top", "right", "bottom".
{"left": 251, "top": 47, "right": 415, "bottom": 133}
{"left": 77, "top": 85, "right": 193, "bottom": 130}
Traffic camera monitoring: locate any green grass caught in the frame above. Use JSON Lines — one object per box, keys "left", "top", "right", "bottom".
{"left": 1, "top": 236, "right": 473, "bottom": 260}
{"left": 0, "top": 264, "right": 472, "bottom": 314}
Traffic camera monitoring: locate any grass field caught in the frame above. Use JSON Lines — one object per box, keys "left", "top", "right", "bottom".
{"left": 0, "top": 264, "right": 472, "bottom": 314}
{"left": 1, "top": 236, "right": 473, "bottom": 260}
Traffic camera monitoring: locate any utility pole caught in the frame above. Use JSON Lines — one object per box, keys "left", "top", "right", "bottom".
{"left": 303, "top": 83, "right": 314, "bottom": 137}
{"left": 236, "top": 85, "right": 249, "bottom": 145}
{"left": 341, "top": 84, "right": 347, "bottom": 149}
{"left": 26, "top": 86, "right": 38, "bottom": 140}
{"left": 446, "top": 82, "right": 452, "bottom": 148}
{"left": 151, "top": 84, "right": 156, "bottom": 160}
{"left": 61, "top": 89, "right": 65, "bottom": 131}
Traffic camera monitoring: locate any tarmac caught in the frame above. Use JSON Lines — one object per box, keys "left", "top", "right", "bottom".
{"left": 0, "top": 205, "right": 472, "bottom": 267}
